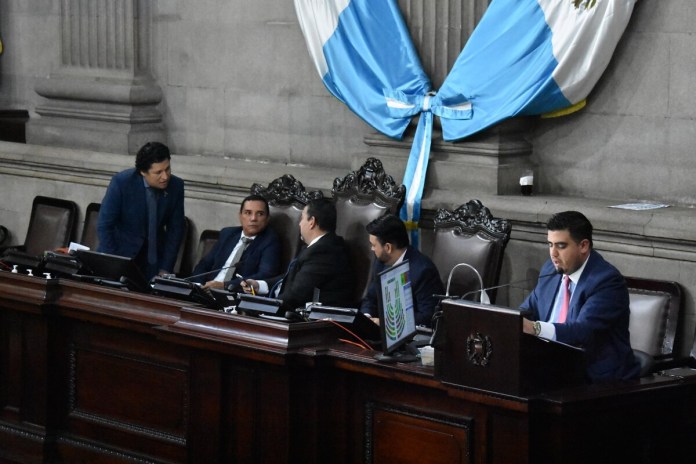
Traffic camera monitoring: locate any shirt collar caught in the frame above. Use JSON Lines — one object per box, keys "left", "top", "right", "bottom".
{"left": 307, "top": 232, "right": 327, "bottom": 247}
{"left": 567, "top": 254, "right": 590, "bottom": 285}
{"left": 393, "top": 249, "right": 408, "bottom": 266}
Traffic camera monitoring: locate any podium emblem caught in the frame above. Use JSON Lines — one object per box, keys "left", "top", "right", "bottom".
{"left": 466, "top": 332, "right": 493, "bottom": 367}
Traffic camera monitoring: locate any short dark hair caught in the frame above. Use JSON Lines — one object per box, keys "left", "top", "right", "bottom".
{"left": 366, "top": 214, "right": 409, "bottom": 249}
{"left": 240, "top": 194, "right": 270, "bottom": 215}
{"left": 305, "top": 198, "right": 337, "bottom": 233}
{"left": 547, "top": 211, "right": 593, "bottom": 248}
{"left": 135, "top": 142, "right": 171, "bottom": 173}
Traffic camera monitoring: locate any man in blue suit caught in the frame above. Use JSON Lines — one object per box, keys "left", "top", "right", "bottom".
{"left": 521, "top": 211, "right": 640, "bottom": 382}
{"left": 190, "top": 194, "right": 281, "bottom": 292}
{"left": 97, "top": 142, "right": 185, "bottom": 280}
{"left": 359, "top": 214, "right": 444, "bottom": 327}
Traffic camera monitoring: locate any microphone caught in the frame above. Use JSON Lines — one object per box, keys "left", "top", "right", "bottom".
{"left": 459, "top": 270, "right": 561, "bottom": 302}
{"left": 169, "top": 265, "right": 234, "bottom": 282}
{"left": 444, "top": 263, "right": 487, "bottom": 303}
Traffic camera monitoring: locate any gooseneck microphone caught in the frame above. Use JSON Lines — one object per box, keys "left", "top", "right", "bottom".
{"left": 433, "top": 270, "right": 560, "bottom": 302}
{"left": 160, "top": 264, "right": 239, "bottom": 282}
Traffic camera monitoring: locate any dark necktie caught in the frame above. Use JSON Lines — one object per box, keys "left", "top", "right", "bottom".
{"left": 271, "top": 256, "right": 298, "bottom": 298}
{"left": 146, "top": 187, "right": 159, "bottom": 267}
{"left": 223, "top": 236, "right": 252, "bottom": 282}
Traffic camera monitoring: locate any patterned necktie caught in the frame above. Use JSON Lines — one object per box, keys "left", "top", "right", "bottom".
{"left": 558, "top": 275, "right": 571, "bottom": 323}
{"left": 223, "top": 236, "right": 252, "bottom": 282}
{"left": 146, "top": 188, "right": 159, "bottom": 266}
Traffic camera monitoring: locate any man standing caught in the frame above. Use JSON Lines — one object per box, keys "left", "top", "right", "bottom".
{"left": 359, "top": 214, "right": 444, "bottom": 327}
{"left": 97, "top": 142, "right": 185, "bottom": 280}
{"left": 521, "top": 211, "right": 640, "bottom": 382}
{"left": 242, "top": 198, "right": 354, "bottom": 312}
{"left": 190, "top": 194, "right": 281, "bottom": 291}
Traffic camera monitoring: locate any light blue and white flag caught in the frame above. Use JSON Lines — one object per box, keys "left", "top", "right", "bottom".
{"left": 437, "top": 0, "right": 637, "bottom": 140}
{"left": 294, "top": 0, "right": 431, "bottom": 139}
{"left": 294, "top": 0, "right": 637, "bottom": 244}
{"left": 294, "top": 0, "right": 439, "bottom": 245}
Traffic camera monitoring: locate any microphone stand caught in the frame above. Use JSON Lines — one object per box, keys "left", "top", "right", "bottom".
{"left": 460, "top": 270, "right": 561, "bottom": 301}
{"left": 445, "top": 263, "right": 488, "bottom": 304}
{"left": 160, "top": 265, "right": 232, "bottom": 282}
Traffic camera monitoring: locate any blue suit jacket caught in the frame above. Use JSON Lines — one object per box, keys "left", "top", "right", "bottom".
{"left": 191, "top": 226, "right": 281, "bottom": 290}
{"left": 97, "top": 168, "right": 185, "bottom": 278}
{"left": 360, "top": 246, "right": 444, "bottom": 327}
{"left": 520, "top": 250, "right": 640, "bottom": 382}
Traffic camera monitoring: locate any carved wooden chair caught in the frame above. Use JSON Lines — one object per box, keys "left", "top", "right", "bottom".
{"left": 1, "top": 195, "right": 79, "bottom": 256}
{"left": 332, "top": 158, "right": 406, "bottom": 306}
{"left": 251, "top": 174, "right": 324, "bottom": 272}
{"left": 430, "top": 199, "right": 511, "bottom": 303}
{"left": 625, "top": 276, "right": 682, "bottom": 375}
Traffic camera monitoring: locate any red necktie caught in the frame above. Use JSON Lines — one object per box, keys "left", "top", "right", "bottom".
{"left": 559, "top": 275, "right": 570, "bottom": 323}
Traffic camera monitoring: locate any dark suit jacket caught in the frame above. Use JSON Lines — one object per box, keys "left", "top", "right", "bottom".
{"left": 520, "top": 250, "right": 640, "bottom": 382}
{"left": 268, "top": 232, "right": 354, "bottom": 311}
{"left": 359, "top": 246, "right": 444, "bottom": 327}
{"left": 190, "top": 226, "right": 281, "bottom": 290}
{"left": 97, "top": 168, "right": 185, "bottom": 278}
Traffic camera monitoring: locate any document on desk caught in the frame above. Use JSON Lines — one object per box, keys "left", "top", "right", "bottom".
{"left": 608, "top": 203, "right": 670, "bottom": 210}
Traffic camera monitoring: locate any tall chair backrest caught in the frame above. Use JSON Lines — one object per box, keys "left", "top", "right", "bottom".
{"left": 625, "top": 276, "right": 682, "bottom": 375}
{"left": 173, "top": 216, "right": 191, "bottom": 276}
{"left": 332, "top": 158, "right": 406, "bottom": 305}
{"left": 251, "top": 174, "right": 324, "bottom": 272}
{"left": 195, "top": 229, "right": 221, "bottom": 268}
{"left": 430, "top": 199, "right": 511, "bottom": 303}
{"left": 81, "top": 202, "right": 101, "bottom": 250}
{"left": 23, "top": 196, "right": 79, "bottom": 256}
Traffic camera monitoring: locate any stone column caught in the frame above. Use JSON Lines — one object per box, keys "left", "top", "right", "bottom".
{"left": 27, "top": 0, "right": 164, "bottom": 155}
{"left": 364, "top": 0, "right": 536, "bottom": 198}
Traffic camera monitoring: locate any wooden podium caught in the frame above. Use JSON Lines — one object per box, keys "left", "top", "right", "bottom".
{"left": 434, "top": 299, "right": 586, "bottom": 396}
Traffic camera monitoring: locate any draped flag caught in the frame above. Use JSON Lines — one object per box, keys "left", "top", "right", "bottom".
{"left": 294, "top": 0, "right": 637, "bottom": 245}
{"left": 437, "top": 0, "right": 637, "bottom": 140}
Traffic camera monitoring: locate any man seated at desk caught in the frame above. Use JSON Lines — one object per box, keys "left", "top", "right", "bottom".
{"left": 359, "top": 214, "right": 444, "bottom": 327}
{"left": 521, "top": 211, "right": 640, "bottom": 382}
{"left": 97, "top": 142, "right": 185, "bottom": 280}
{"left": 190, "top": 194, "right": 281, "bottom": 291}
{"left": 241, "top": 198, "right": 354, "bottom": 312}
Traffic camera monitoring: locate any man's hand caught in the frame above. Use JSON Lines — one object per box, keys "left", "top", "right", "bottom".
{"left": 522, "top": 317, "right": 536, "bottom": 335}
{"left": 240, "top": 279, "right": 259, "bottom": 294}
{"left": 202, "top": 280, "right": 224, "bottom": 290}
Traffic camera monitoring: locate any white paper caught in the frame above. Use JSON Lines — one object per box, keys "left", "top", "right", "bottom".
{"left": 607, "top": 203, "right": 670, "bottom": 211}
{"left": 68, "top": 242, "right": 90, "bottom": 252}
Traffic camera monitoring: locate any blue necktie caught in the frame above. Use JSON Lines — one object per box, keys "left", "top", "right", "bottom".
{"left": 146, "top": 187, "right": 159, "bottom": 267}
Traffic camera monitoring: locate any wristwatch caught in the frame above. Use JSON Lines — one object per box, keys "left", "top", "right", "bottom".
{"left": 533, "top": 321, "right": 541, "bottom": 336}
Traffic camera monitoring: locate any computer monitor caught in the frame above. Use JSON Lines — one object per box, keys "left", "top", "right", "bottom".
{"left": 375, "top": 260, "right": 418, "bottom": 362}
{"left": 74, "top": 250, "right": 150, "bottom": 293}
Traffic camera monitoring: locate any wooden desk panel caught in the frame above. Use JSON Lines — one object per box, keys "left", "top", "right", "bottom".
{"left": 1, "top": 271, "right": 695, "bottom": 464}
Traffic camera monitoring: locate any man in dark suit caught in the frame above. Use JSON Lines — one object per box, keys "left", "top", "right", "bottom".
{"left": 521, "top": 211, "right": 640, "bottom": 382}
{"left": 190, "top": 194, "right": 281, "bottom": 291}
{"left": 242, "top": 198, "right": 354, "bottom": 312}
{"left": 97, "top": 142, "right": 185, "bottom": 280}
{"left": 359, "top": 214, "right": 444, "bottom": 327}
